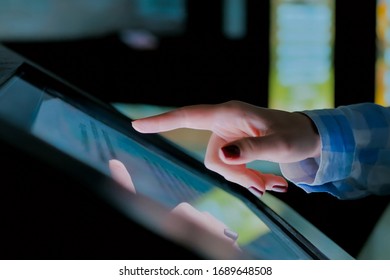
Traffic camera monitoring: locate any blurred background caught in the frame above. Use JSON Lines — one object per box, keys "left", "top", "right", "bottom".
{"left": 1, "top": 0, "right": 390, "bottom": 259}
{"left": 1, "top": 0, "right": 377, "bottom": 108}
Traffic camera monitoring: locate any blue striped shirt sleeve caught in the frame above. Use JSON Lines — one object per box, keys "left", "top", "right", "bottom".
{"left": 279, "top": 103, "right": 390, "bottom": 200}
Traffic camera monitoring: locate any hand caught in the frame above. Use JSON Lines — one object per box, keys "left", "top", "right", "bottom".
{"left": 132, "top": 100, "right": 321, "bottom": 196}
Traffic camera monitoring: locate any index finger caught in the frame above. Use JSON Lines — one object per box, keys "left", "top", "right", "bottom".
{"left": 131, "top": 104, "right": 219, "bottom": 133}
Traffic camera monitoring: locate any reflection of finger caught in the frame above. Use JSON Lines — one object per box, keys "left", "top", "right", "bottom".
{"left": 108, "top": 159, "right": 136, "bottom": 193}
{"left": 224, "top": 228, "right": 239, "bottom": 241}
{"left": 171, "top": 202, "right": 201, "bottom": 221}
{"left": 163, "top": 207, "right": 243, "bottom": 259}
{"left": 201, "top": 211, "right": 228, "bottom": 229}
{"left": 172, "top": 203, "right": 238, "bottom": 244}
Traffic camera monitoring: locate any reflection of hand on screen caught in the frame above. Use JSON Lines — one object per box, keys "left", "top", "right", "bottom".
{"left": 108, "top": 158, "right": 242, "bottom": 256}
{"left": 163, "top": 202, "right": 243, "bottom": 258}
{"left": 170, "top": 202, "right": 240, "bottom": 247}
{"left": 109, "top": 159, "right": 136, "bottom": 193}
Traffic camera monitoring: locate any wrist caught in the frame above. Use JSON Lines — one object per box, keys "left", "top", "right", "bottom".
{"left": 294, "top": 112, "right": 321, "bottom": 158}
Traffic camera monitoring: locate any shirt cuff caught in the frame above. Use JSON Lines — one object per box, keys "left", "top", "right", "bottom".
{"left": 280, "top": 108, "right": 356, "bottom": 196}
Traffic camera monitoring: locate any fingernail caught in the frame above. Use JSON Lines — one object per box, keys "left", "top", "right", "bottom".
{"left": 221, "top": 145, "right": 240, "bottom": 159}
{"left": 272, "top": 185, "right": 288, "bottom": 193}
{"left": 248, "top": 186, "right": 264, "bottom": 198}
{"left": 224, "top": 228, "right": 239, "bottom": 241}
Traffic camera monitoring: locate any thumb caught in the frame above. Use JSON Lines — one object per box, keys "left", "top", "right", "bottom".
{"left": 219, "top": 135, "right": 288, "bottom": 164}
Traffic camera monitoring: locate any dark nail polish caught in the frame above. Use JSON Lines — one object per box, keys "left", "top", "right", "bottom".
{"left": 248, "top": 186, "right": 264, "bottom": 198}
{"left": 221, "top": 145, "right": 240, "bottom": 159}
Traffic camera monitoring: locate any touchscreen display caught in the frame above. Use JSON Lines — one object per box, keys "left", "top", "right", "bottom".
{"left": 0, "top": 67, "right": 314, "bottom": 260}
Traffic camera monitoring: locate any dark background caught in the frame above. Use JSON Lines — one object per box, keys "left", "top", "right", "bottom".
{"left": 3, "top": 1, "right": 388, "bottom": 258}
{"left": 3, "top": 1, "right": 376, "bottom": 108}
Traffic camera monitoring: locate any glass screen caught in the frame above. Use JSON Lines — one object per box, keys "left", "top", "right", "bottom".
{"left": 0, "top": 67, "right": 316, "bottom": 260}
